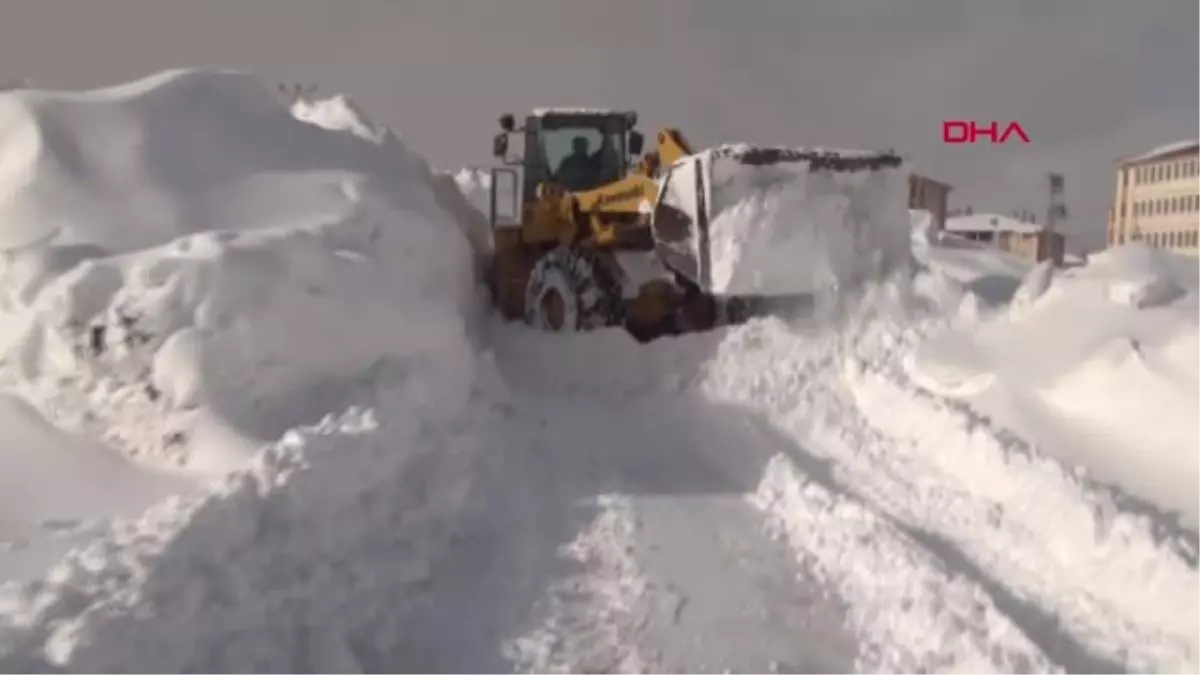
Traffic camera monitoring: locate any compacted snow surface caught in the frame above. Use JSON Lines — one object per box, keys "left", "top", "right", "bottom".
{"left": 0, "top": 72, "right": 1196, "bottom": 673}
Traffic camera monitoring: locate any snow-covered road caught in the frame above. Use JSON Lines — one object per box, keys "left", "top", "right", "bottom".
{"left": 390, "top": 380, "right": 859, "bottom": 673}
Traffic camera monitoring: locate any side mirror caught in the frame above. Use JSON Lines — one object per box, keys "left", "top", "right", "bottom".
{"left": 493, "top": 133, "right": 509, "bottom": 158}
{"left": 629, "top": 131, "right": 645, "bottom": 156}
{"left": 499, "top": 114, "right": 515, "bottom": 132}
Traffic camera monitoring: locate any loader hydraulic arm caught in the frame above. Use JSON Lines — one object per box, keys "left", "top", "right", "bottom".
{"left": 573, "top": 127, "right": 696, "bottom": 215}
{"left": 634, "top": 127, "right": 694, "bottom": 178}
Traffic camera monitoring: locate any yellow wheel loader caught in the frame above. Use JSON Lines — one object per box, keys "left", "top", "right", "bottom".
{"left": 484, "top": 108, "right": 902, "bottom": 342}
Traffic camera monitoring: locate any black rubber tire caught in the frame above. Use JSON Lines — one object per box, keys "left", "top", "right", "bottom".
{"left": 524, "top": 247, "right": 625, "bottom": 332}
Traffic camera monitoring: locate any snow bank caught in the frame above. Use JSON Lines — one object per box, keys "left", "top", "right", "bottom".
{"left": 0, "top": 69, "right": 502, "bottom": 669}
{"left": 1008, "top": 259, "right": 1055, "bottom": 316}
{"left": 691, "top": 299, "right": 1197, "bottom": 671}
{"left": 1084, "top": 244, "right": 1192, "bottom": 309}
{"left": 0, "top": 69, "right": 483, "bottom": 474}
{"left": 910, "top": 243, "right": 1200, "bottom": 527}
{"left": 0, "top": 393, "right": 194, "bottom": 583}
{"left": 446, "top": 167, "right": 492, "bottom": 220}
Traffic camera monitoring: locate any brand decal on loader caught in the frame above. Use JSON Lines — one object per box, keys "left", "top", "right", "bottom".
{"left": 597, "top": 185, "right": 644, "bottom": 206}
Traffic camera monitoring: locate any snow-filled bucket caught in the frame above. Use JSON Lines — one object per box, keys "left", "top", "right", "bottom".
{"left": 650, "top": 145, "right": 909, "bottom": 300}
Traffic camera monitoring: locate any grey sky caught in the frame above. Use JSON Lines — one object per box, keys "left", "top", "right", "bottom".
{"left": 1, "top": 0, "right": 1196, "bottom": 252}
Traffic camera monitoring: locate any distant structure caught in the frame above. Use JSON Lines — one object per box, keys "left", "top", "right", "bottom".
{"left": 945, "top": 212, "right": 1065, "bottom": 265}
{"left": 908, "top": 173, "right": 953, "bottom": 231}
{"left": 1107, "top": 139, "right": 1199, "bottom": 253}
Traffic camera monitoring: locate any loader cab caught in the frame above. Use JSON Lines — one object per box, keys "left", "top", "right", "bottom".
{"left": 491, "top": 109, "right": 645, "bottom": 220}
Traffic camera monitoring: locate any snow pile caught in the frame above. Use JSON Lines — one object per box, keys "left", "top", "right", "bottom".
{"left": 0, "top": 70, "right": 505, "bottom": 669}
{"left": 446, "top": 167, "right": 492, "bottom": 219}
{"left": 654, "top": 147, "right": 913, "bottom": 302}
{"left": 0, "top": 69, "right": 483, "bottom": 474}
{"left": 1007, "top": 258, "right": 1055, "bottom": 315}
{"left": 0, "top": 393, "right": 192, "bottom": 583}
{"left": 706, "top": 149, "right": 912, "bottom": 299}
{"left": 692, "top": 297, "right": 1197, "bottom": 671}
{"left": 1089, "top": 245, "right": 1190, "bottom": 309}
{"left": 910, "top": 242, "right": 1200, "bottom": 527}
{"left": 0, "top": 399, "right": 496, "bottom": 672}
{"left": 914, "top": 233, "right": 1034, "bottom": 311}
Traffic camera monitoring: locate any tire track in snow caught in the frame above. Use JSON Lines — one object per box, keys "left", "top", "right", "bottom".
{"left": 703, "top": 313, "right": 1197, "bottom": 673}
{"left": 488, "top": 325, "right": 1054, "bottom": 673}
{"left": 844, "top": 362, "right": 1197, "bottom": 673}
{"left": 749, "top": 454, "right": 1055, "bottom": 673}
{"left": 504, "top": 493, "right": 650, "bottom": 674}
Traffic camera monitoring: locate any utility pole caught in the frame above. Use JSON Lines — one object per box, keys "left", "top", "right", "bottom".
{"left": 1047, "top": 172, "right": 1067, "bottom": 234}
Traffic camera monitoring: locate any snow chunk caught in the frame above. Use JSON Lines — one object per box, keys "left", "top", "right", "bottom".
{"left": 667, "top": 147, "right": 912, "bottom": 300}
{"left": 1108, "top": 273, "right": 1183, "bottom": 309}
{"left": 1009, "top": 258, "right": 1055, "bottom": 315}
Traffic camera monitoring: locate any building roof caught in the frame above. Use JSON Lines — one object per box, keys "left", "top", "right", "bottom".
{"left": 945, "top": 212, "right": 1044, "bottom": 235}
{"left": 1118, "top": 139, "right": 1199, "bottom": 166}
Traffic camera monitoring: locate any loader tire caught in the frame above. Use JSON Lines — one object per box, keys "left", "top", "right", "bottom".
{"left": 524, "top": 247, "right": 625, "bottom": 332}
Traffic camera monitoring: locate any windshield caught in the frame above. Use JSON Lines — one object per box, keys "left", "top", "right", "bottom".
{"left": 538, "top": 120, "right": 626, "bottom": 192}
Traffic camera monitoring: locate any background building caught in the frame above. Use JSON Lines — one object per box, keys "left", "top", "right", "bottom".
{"left": 909, "top": 173, "right": 953, "bottom": 231}
{"left": 946, "top": 212, "right": 1065, "bottom": 265}
{"left": 1107, "top": 140, "right": 1199, "bottom": 253}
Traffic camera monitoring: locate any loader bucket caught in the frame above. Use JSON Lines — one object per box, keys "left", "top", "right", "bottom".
{"left": 650, "top": 145, "right": 907, "bottom": 302}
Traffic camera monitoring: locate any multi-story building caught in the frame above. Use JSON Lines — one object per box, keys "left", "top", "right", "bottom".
{"left": 908, "top": 173, "right": 953, "bottom": 231}
{"left": 1108, "top": 139, "right": 1200, "bottom": 253}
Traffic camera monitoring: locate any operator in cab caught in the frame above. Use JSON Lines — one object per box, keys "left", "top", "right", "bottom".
{"left": 556, "top": 136, "right": 601, "bottom": 191}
